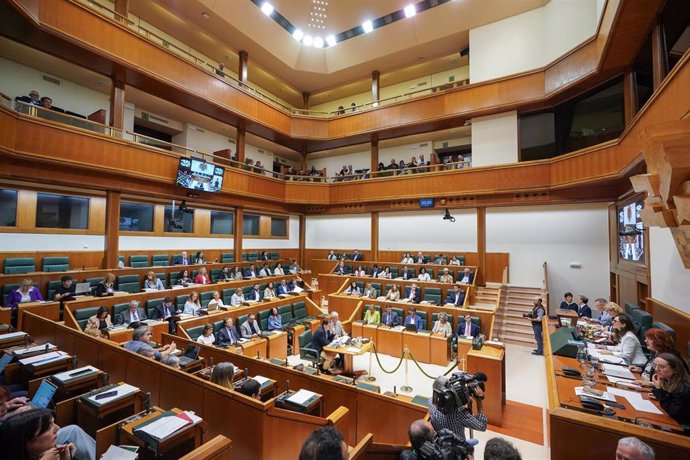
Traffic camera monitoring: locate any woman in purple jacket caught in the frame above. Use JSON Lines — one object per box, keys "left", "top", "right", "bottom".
{"left": 5, "top": 278, "right": 44, "bottom": 325}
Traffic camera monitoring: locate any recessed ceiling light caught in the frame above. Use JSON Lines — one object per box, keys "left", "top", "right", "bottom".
{"left": 303, "top": 35, "right": 314, "bottom": 46}
{"left": 313, "top": 37, "right": 324, "bottom": 48}
{"left": 362, "top": 20, "right": 373, "bottom": 33}
{"left": 260, "top": 2, "right": 274, "bottom": 16}
{"left": 404, "top": 5, "right": 416, "bottom": 18}
{"left": 325, "top": 35, "right": 336, "bottom": 47}
{"left": 201, "top": 12, "right": 209, "bottom": 19}
{"left": 292, "top": 28, "right": 304, "bottom": 41}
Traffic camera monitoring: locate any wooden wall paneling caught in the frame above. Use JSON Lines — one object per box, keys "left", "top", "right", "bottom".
{"left": 234, "top": 208, "right": 243, "bottom": 257}
{"left": 263, "top": 408, "right": 334, "bottom": 459}
{"left": 299, "top": 215, "right": 306, "bottom": 267}
{"left": 16, "top": 189, "right": 37, "bottom": 229}
{"left": 258, "top": 215, "right": 271, "bottom": 238}
{"left": 647, "top": 298, "right": 690, "bottom": 359}
{"left": 153, "top": 204, "right": 164, "bottom": 233}
{"left": 104, "top": 190, "right": 120, "bottom": 269}
{"left": 158, "top": 367, "right": 205, "bottom": 415}
{"left": 195, "top": 208, "right": 211, "bottom": 237}
{"left": 355, "top": 392, "right": 427, "bottom": 445}
{"left": 89, "top": 197, "right": 106, "bottom": 233}
{"left": 96, "top": 343, "right": 127, "bottom": 384}
{"left": 371, "top": 212, "right": 379, "bottom": 262}
{"left": 477, "top": 208, "right": 486, "bottom": 286}
{"left": 125, "top": 355, "right": 162, "bottom": 407}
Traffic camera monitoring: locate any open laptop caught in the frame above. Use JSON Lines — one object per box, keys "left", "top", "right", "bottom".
{"left": 28, "top": 379, "right": 58, "bottom": 409}
{"left": 405, "top": 323, "right": 418, "bottom": 333}
{"left": 0, "top": 353, "right": 12, "bottom": 374}
{"left": 178, "top": 345, "right": 200, "bottom": 366}
{"left": 73, "top": 282, "right": 92, "bottom": 296}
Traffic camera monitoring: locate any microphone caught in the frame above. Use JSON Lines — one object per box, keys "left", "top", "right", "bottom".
{"left": 144, "top": 392, "right": 152, "bottom": 413}
{"left": 101, "top": 373, "right": 109, "bottom": 386}
{"left": 286, "top": 379, "right": 290, "bottom": 395}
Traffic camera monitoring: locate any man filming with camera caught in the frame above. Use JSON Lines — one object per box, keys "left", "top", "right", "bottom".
{"left": 428, "top": 374, "right": 487, "bottom": 446}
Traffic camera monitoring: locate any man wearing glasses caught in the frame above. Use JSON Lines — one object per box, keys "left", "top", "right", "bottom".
{"left": 124, "top": 325, "right": 177, "bottom": 361}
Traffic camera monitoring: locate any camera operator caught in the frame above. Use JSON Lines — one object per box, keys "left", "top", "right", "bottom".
{"left": 524, "top": 296, "right": 545, "bottom": 356}
{"left": 401, "top": 419, "right": 475, "bottom": 460}
{"left": 401, "top": 420, "right": 436, "bottom": 460}
{"left": 429, "top": 375, "right": 487, "bottom": 443}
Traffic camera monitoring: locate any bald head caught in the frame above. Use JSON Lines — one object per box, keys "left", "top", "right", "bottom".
{"left": 408, "top": 419, "right": 435, "bottom": 451}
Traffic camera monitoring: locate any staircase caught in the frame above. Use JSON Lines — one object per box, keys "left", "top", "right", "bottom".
{"left": 472, "top": 285, "right": 501, "bottom": 311}
{"left": 494, "top": 286, "right": 546, "bottom": 347}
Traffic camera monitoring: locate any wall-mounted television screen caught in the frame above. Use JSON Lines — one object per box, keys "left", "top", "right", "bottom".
{"left": 176, "top": 158, "right": 224, "bottom": 193}
{"left": 618, "top": 200, "right": 644, "bottom": 263}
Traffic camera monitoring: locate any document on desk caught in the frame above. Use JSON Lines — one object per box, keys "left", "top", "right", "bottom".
{"left": 100, "top": 445, "right": 138, "bottom": 460}
{"left": 346, "top": 347, "right": 361, "bottom": 353}
{"left": 0, "top": 331, "right": 27, "bottom": 341}
{"left": 19, "top": 351, "right": 67, "bottom": 366}
{"left": 287, "top": 389, "right": 317, "bottom": 405}
{"left": 135, "top": 414, "right": 190, "bottom": 441}
{"left": 87, "top": 383, "right": 139, "bottom": 404}
{"left": 606, "top": 387, "right": 663, "bottom": 414}
{"left": 13, "top": 343, "right": 58, "bottom": 356}
{"left": 574, "top": 386, "right": 617, "bottom": 402}
{"left": 602, "top": 364, "right": 635, "bottom": 380}
{"left": 53, "top": 366, "right": 98, "bottom": 383}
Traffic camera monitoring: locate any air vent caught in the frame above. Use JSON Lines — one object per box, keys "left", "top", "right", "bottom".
{"left": 418, "top": 81, "right": 427, "bottom": 87}
{"left": 258, "top": 149, "right": 265, "bottom": 153}
{"left": 42, "top": 75, "right": 61, "bottom": 85}
{"left": 442, "top": 142, "right": 448, "bottom": 148}
{"left": 228, "top": 139, "right": 236, "bottom": 144}
{"left": 193, "top": 127, "right": 206, "bottom": 133}
{"left": 149, "top": 115, "right": 168, "bottom": 124}
{"left": 419, "top": 143, "right": 428, "bottom": 147}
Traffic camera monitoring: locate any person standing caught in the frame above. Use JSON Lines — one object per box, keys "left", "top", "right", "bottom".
{"left": 526, "top": 297, "right": 546, "bottom": 356}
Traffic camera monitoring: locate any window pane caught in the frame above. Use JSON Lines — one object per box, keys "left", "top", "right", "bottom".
{"left": 164, "top": 205, "right": 194, "bottom": 233}
{"left": 564, "top": 79, "right": 624, "bottom": 152}
{"left": 243, "top": 214, "right": 260, "bottom": 236}
{"left": 0, "top": 190, "right": 18, "bottom": 226}
{"left": 211, "top": 211, "right": 234, "bottom": 234}
{"left": 120, "top": 202, "right": 154, "bottom": 231}
{"left": 271, "top": 217, "right": 287, "bottom": 237}
{"left": 36, "top": 193, "right": 89, "bottom": 229}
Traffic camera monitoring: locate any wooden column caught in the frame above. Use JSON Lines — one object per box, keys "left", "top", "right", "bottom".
{"left": 300, "top": 152, "right": 308, "bottom": 172}
{"left": 114, "top": 0, "right": 128, "bottom": 20}
{"left": 104, "top": 190, "right": 121, "bottom": 269}
{"left": 371, "top": 70, "right": 380, "bottom": 104}
{"left": 651, "top": 19, "right": 668, "bottom": 89}
{"left": 238, "top": 50, "right": 248, "bottom": 85}
{"left": 302, "top": 92, "right": 310, "bottom": 111}
{"left": 234, "top": 208, "right": 243, "bottom": 261}
{"left": 476, "top": 207, "right": 486, "bottom": 286}
{"left": 299, "top": 215, "right": 306, "bottom": 268}
{"left": 235, "top": 125, "right": 246, "bottom": 163}
{"left": 371, "top": 138, "right": 379, "bottom": 172}
{"left": 371, "top": 212, "right": 379, "bottom": 261}
{"left": 109, "top": 79, "right": 125, "bottom": 130}
{"left": 623, "top": 72, "right": 638, "bottom": 127}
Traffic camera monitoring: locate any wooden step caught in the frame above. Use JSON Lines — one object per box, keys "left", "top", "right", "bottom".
{"left": 498, "top": 332, "right": 535, "bottom": 346}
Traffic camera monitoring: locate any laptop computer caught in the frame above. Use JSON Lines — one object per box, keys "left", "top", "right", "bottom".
{"left": 73, "top": 282, "right": 92, "bottom": 296}
{"left": 28, "top": 379, "right": 58, "bottom": 409}
{"left": 0, "top": 353, "right": 12, "bottom": 374}
{"left": 405, "top": 323, "right": 418, "bottom": 332}
{"left": 178, "top": 345, "right": 200, "bottom": 366}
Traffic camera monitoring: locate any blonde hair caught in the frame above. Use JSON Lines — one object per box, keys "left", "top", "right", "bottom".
{"left": 103, "top": 272, "right": 116, "bottom": 284}
{"left": 19, "top": 278, "right": 33, "bottom": 289}
{"left": 210, "top": 362, "right": 235, "bottom": 389}
{"left": 605, "top": 302, "right": 623, "bottom": 316}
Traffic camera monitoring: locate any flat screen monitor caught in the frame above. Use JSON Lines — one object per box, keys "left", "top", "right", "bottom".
{"left": 176, "top": 158, "right": 224, "bottom": 193}
{"left": 618, "top": 200, "right": 644, "bottom": 263}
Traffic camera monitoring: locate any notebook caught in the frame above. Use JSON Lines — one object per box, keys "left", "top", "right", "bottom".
{"left": 73, "top": 282, "right": 92, "bottom": 296}
{"left": 28, "top": 379, "right": 58, "bottom": 409}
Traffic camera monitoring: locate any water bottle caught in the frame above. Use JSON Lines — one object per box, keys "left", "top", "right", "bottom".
{"left": 583, "top": 363, "right": 596, "bottom": 389}
{"left": 576, "top": 345, "right": 587, "bottom": 367}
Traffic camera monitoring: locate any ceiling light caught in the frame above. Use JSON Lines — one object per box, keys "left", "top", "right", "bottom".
{"left": 313, "top": 37, "right": 324, "bottom": 48}
{"left": 201, "top": 12, "right": 209, "bottom": 19}
{"left": 404, "top": 5, "right": 416, "bottom": 18}
{"left": 325, "top": 35, "right": 336, "bottom": 47}
{"left": 362, "top": 20, "right": 373, "bottom": 33}
{"left": 303, "top": 35, "right": 314, "bottom": 46}
{"left": 260, "top": 2, "right": 274, "bottom": 16}
{"left": 292, "top": 28, "right": 304, "bottom": 41}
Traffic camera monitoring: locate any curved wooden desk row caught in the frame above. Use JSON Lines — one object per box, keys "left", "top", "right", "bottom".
{"left": 543, "top": 319, "right": 690, "bottom": 459}
{"left": 22, "top": 312, "right": 428, "bottom": 458}
{"left": 0, "top": 259, "right": 293, "bottom": 297}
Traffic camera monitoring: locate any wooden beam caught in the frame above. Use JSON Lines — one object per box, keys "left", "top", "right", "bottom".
{"left": 370, "top": 139, "right": 379, "bottom": 172}
{"left": 236, "top": 125, "right": 246, "bottom": 164}
{"left": 234, "top": 207, "right": 243, "bottom": 260}
{"left": 371, "top": 212, "right": 379, "bottom": 261}
{"left": 109, "top": 78, "right": 125, "bottom": 130}
{"left": 104, "top": 190, "right": 121, "bottom": 269}
{"left": 302, "top": 92, "right": 310, "bottom": 111}
{"left": 651, "top": 19, "right": 668, "bottom": 89}
{"left": 238, "top": 50, "right": 248, "bottom": 85}
{"left": 623, "top": 72, "right": 638, "bottom": 127}
{"left": 299, "top": 215, "right": 306, "bottom": 268}
{"left": 113, "top": 0, "right": 128, "bottom": 19}
{"left": 477, "top": 207, "right": 486, "bottom": 286}
{"left": 371, "top": 70, "right": 380, "bottom": 103}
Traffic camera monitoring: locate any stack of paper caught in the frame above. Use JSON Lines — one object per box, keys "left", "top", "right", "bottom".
{"left": 574, "top": 386, "right": 617, "bottom": 402}
{"left": 19, "top": 351, "right": 68, "bottom": 366}
{"left": 13, "top": 343, "right": 57, "bottom": 357}
{"left": 0, "top": 331, "right": 27, "bottom": 343}
{"left": 87, "top": 383, "right": 139, "bottom": 405}
{"left": 607, "top": 387, "right": 662, "bottom": 414}
{"left": 100, "top": 445, "right": 138, "bottom": 460}
{"left": 252, "top": 375, "right": 271, "bottom": 386}
{"left": 602, "top": 364, "right": 635, "bottom": 379}
{"left": 134, "top": 411, "right": 202, "bottom": 442}
{"left": 287, "top": 389, "right": 317, "bottom": 406}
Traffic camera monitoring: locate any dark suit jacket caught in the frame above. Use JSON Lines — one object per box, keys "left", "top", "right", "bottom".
{"left": 244, "top": 269, "right": 258, "bottom": 278}
{"left": 277, "top": 284, "right": 291, "bottom": 295}
{"left": 248, "top": 289, "right": 262, "bottom": 301}
{"left": 310, "top": 326, "right": 334, "bottom": 354}
{"left": 371, "top": 269, "right": 381, "bottom": 277}
{"left": 218, "top": 326, "right": 240, "bottom": 345}
{"left": 415, "top": 256, "right": 426, "bottom": 264}
{"left": 154, "top": 303, "right": 178, "bottom": 320}
{"left": 404, "top": 315, "right": 424, "bottom": 330}
{"left": 118, "top": 308, "right": 147, "bottom": 325}
{"left": 352, "top": 254, "right": 362, "bottom": 261}
{"left": 456, "top": 321, "right": 480, "bottom": 337}
{"left": 335, "top": 266, "right": 349, "bottom": 275}
{"left": 404, "top": 287, "right": 421, "bottom": 303}
{"left": 445, "top": 290, "right": 465, "bottom": 306}
{"left": 459, "top": 271, "right": 475, "bottom": 284}
{"left": 560, "top": 301, "right": 577, "bottom": 310}
{"left": 94, "top": 281, "right": 118, "bottom": 297}
{"left": 578, "top": 304, "right": 592, "bottom": 318}
{"left": 382, "top": 311, "right": 399, "bottom": 327}
{"left": 173, "top": 256, "right": 189, "bottom": 265}
{"left": 401, "top": 270, "right": 413, "bottom": 280}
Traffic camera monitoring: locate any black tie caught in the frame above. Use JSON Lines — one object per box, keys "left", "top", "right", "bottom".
{"left": 250, "top": 322, "right": 258, "bottom": 335}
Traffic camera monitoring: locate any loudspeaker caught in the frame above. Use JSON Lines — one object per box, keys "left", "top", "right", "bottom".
{"left": 550, "top": 327, "right": 584, "bottom": 358}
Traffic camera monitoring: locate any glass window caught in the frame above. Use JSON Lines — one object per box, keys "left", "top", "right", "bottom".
{"left": 36, "top": 193, "right": 89, "bottom": 229}
{"left": 0, "top": 189, "right": 18, "bottom": 226}
{"left": 519, "top": 112, "right": 556, "bottom": 161}
{"left": 243, "top": 214, "right": 260, "bottom": 236}
{"left": 164, "top": 205, "right": 193, "bottom": 233}
{"left": 271, "top": 217, "right": 288, "bottom": 237}
{"left": 211, "top": 211, "right": 234, "bottom": 234}
{"left": 119, "top": 202, "right": 154, "bottom": 232}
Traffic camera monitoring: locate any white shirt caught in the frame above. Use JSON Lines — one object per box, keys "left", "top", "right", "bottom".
{"left": 197, "top": 334, "right": 215, "bottom": 345}
{"left": 418, "top": 273, "right": 431, "bottom": 282}
{"left": 273, "top": 266, "right": 284, "bottom": 275}
{"left": 231, "top": 293, "right": 245, "bottom": 306}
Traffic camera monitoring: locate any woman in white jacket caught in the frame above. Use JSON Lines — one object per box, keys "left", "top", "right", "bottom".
{"left": 599, "top": 314, "right": 646, "bottom": 366}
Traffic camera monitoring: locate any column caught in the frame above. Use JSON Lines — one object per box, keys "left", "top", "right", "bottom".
{"left": 299, "top": 215, "right": 306, "bottom": 268}
{"left": 371, "top": 212, "right": 379, "bottom": 261}
{"left": 300, "top": 152, "right": 308, "bottom": 173}
{"left": 623, "top": 72, "right": 638, "bottom": 128}
{"left": 651, "top": 20, "right": 668, "bottom": 89}
{"left": 371, "top": 138, "right": 379, "bottom": 172}
{"left": 109, "top": 79, "right": 125, "bottom": 130}
{"left": 476, "top": 207, "right": 486, "bottom": 286}
{"left": 114, "top": 0, "right": 128, "bottom": 21}
{"left": 302, "top": 92, "right": 310, "bottom": 111}
{"left": 238, "top": 50, "right": 248, "bottom": 86}
{"left": 235, "top": 125, "right": 246, "bottom": 164}
{"left": 234, "top": 208, "right": 243, "bottom": 261}
{"left": 371, "top": 70, "right": 380, "bottom": 105}
{"left": 104, "top": 190, "right": 121, "bottom": 269}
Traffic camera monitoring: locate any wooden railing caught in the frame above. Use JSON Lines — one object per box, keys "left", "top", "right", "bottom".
{"left": 542, "top": 261, "right": 549, "bottom": 310}
{"left": 501, "top": 265, "right": 510, "bottom": 285}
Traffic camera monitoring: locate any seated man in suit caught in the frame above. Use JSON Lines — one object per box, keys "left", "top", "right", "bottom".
{"left": 439, "top": 268, "right": 454, "bottom": 284}
{"left": 404, "top": 308, "right": 424, "bottom": 330}
{"left": 352, "top": 249, "right": 363, "bottom": 261}
{"left": 334, "top": 261, "right": 349, "bottom": 275}
{"left": 458, "top": 268, "right": 474, "bottom": 284}
{"left": 435, "top": 254, "right": 448, "bottom": 265}
{"left": 153, "top": 296, "right": 180, "bottom": 333}
{"left": 370, "top": 264, "right": 381, "bottom": 278}
{"left": 217, "top": 267, "right": 233, "bottom": 282}
{"left": 173, "top": 251, "right": 190, "bottom": 265}
{"left": 230, "top": 288, "right": 245, "bottom": 306}
{"left": 217, "top": 317, "right": 240, "bottom": 346}
{"left": 401, "top": 265, "right": 414, "bottom": 280}
{"left": 456, "top": 314, "right": 480, "bottom": 338}
{"left": 310, "top": 317, "right": 337, "bottom": 373}
{"left": 289, "top": 260, "right": 302, "bottom": 274}
{"left": 118, "top": 300, "right": 147, "bottom": 326}
{"left": 379, "top": 304, "right": 398, "bottom": 327}
{"left": 244, "top": 264, "right": 258, "bottom": 279}
{"left": 362, "top": 282, "right": 378, "bottom": 299}
{"left": 405, "top": 284, "right": 421, "bottom": 303}
{"left": 248, "top": 284, "right": 262, "bottom": 302}
{"left": 16, "top": 89, "right": 41, "bottom": 106}
{"left": 415, "top": 252, "right": 426, "bottom": 264}
{"left": 277, "top": 279, "right": 292, "bottom": 295}
{"left": 258, "top": 264, "right": 272, "bottom": 277}
{"left": 124, "top": 325, "right": 176, "bottom": 361}
{"left": 240, "top": 313, "right": 261, "bottom": 338}
{"left": 445, "top": 284, "right": 466, "bottom": 307}
{"left": 575, "top": 295, "right": 592, "bottom": 318}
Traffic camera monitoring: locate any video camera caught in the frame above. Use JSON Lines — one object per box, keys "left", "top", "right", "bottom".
{"left": 432, "top": 372, "right": 487, "bottom": 411}
{"left": 418, "top": 429, "right": 473, "bottom": 460}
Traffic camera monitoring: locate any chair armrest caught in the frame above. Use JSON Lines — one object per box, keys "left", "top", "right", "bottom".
{"left": 300, "top": 347, "right": 319, "bottom": 359}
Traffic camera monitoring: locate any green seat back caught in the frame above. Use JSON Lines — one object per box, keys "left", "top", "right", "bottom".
{"left": 631, "top": 309, "right": 653, "bottom": 329}
{"left": 652, "top": 322, "right": 676, "bottom": 341}
{"left": 293, "top": 302, "right": 307, "bottom": 320}
{"left": 152, "top": 254, "right": 169, "bottom": 266}
{"left": 259, "top": 309, "right": 271, "bottom": 330}
{"left": 42, "top": 257, "right": 69, "bottom": 272}
{"left": 210, "top": 269, "right": 222, "bottom": 281}
{"left": 416, "top": 311, "right": 428, "bottom": 330}
{"left": 85, "top": 277, "right": 102, "bottom": 287}
{"left": 200, "top": 291, "right": 214, "bottom": 308}
{"left": 248, "top": 253, "right": 258, "bottom": 262}
{"left": 117, "top": 274, "right": 141, "bottom": 293}
{"left": 74, "top": 307, "right": 101, "bottom": 330}
{"left": 242, "top": 285, "right": 253, "bottom": 296}
{"left": 186, "top": 325, "right": 206, "bottom": 341}
{"left": 355, "top": 281, "right": 364, "bottom": 291}
{"left": 371, "top": 283, "right": 381, "bottom": 292}
{"left": 221, "top": 253, "right": 234, "bottom": 263}
{"left": 242, "top": 253, "right": 249, "bottom": 261}
{"left": 169, "top": 272, "right": 180, "bottom": 285}
{"left": 176, "top": 294, "right": 189, "bottom": 310}
{"left": 299, "top": 329, "right": 313, "bottom": 348}
{"left": 146, "top": 298, "right": 165, "bottom": 318}
{"left": 222, "top": 288, "right": 234, "bottom": 305}
{"left": 393, "top": 308, "right": 403, "bottom": 319}
{"left": 4, "top": 258, "right": 36, "bottom": 275}
{"left": 456, "top": 256, "right": 465, "bottom": 265}
{"left": 425, "top": 287, "right": 441, "bottom": 295}
{"left": 270, "top": 252, "right": 279, "bottom": 260}
{"left": 129, "top": 255, "right": 149, "bottom": 268}
{"left": 238, "top": 314, "right": 248, "bottom": 329}
{"left": 213, "top": 320, "right": 225, "bottom": 332}
{"left": 47, "top": 280, "right": 61, "bottom": 300}
{"left": 279, "top": 305, "right": 293, "bottom": 324}
{"left": 625, "top": 303, "right": 640, "bottom": 316}
{"left": 389, "top": 267, "right": 398, "bottom": 278}
{"left": 113, "top": 303, "right": 130, "bottom": 318}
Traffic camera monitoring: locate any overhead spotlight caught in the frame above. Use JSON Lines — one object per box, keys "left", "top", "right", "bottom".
{"left": 201, "top": 12, "right": 210, "bottom": 19}
{"left": 303, "top": 35, "right": 314, "bottom": 46}
{"left": 325, "top": 35, "right": 337, "bottom": 47}
{"left": 442, "top": 208, "right": 456, "bottom": 222}
{"left": 313, "top": 37, "right": 324, "bottom": 48}
{"left": 260, "top": 2, "right": 274, "bottom": 16}
{"left": 404, "top": 5, "right": 416, "bottom": 18}
{"left": 362, "top": 20, "right": 373, "bottom": 33}
{"left": 292, "top": 28, "right": 304, "bottom": 41}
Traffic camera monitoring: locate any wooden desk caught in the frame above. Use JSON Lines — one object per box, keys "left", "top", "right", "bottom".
{"left": 0, "top": 331, "right": 30, "bottom": 349}
{"left": 352, "top": 321, "right": 379, "bottom": 342}
{"left": 275, "top": 390, "right": 323, "bottom": 416}
{"left": 235, "top": 375, "right": 277, "bottom": 400}
{"left": 18, "top": 301, "right": 60, "bottom": 330}
{"left": 403, "top": 330, "right": 431, "bottom": 363}
{"left": 106, "top": 326, "right": 133, "bottom": 343}
{"left": 376, "top": 326, "right": 403, "bottom": 358}
{"left": 264, "top": 331, "right": 288, "bottom": 360}
{"left": 323, "top": 341, "right": 373, "bottom": 375}
{"left": 466, "top": 344, "right": 505, "bottom": 427}
{"left": 429, "top": 333, "right": 451, "bottom": 366}
{"left": 239, "top": 337, "right": 267, "bottom": 358}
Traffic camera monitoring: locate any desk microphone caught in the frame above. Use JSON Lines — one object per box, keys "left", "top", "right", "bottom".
{"left": 256, "top": 350, "right": 260, "bottom": 359}
{"left": 24, "top": 334, "right": 29, "bottom": 348}
{"left": 44, "top": 343, "right": 49, "bottom": 354}
{"left": 285, "top": 357, "right": 289, "bottom": 367}
{"left": 71, "top": 356, "right": 78, "bottom": 369}
{"left": 210, "top": 356, "right": 214, "bottom": 366}
{"left": 101, "top": 373, "right": 108, "bottom": 386}
{"left": 144, "top": 392, "right": 152, "bottom": 413}
{"left": 394, "top": 386, "right": 397, "bottom": 396}
{"left": 286, "top": 379, "right": 290, "bottom": 395}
